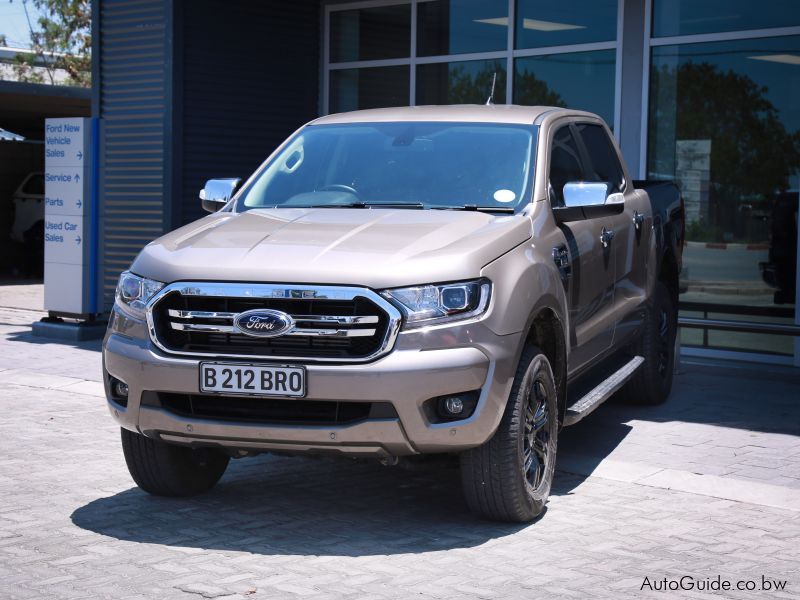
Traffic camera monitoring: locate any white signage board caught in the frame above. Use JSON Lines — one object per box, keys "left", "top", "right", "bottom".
{"left": 44, "top": 117, "right": 93, "bottom": 315}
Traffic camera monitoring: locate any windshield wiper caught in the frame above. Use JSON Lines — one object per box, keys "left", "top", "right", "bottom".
{"left": 291, "top": 201, "right": 425, "bottom": 209}
{"left": 433, "top": 204, "right": 516, "bottom": 214}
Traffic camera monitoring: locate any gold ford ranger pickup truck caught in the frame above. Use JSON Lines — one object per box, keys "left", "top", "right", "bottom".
{"left": 103, "top": 105, "right": 683, "bottom": 522}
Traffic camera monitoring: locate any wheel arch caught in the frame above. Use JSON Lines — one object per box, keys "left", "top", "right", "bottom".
{"left": 659, "top": 249, "right": 680, "bottom": 306}
{"left": 522, "top": 305, "right": 567, "bottom": 425}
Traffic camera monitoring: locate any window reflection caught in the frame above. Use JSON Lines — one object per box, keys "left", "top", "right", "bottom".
{"left": 653, "top": 0, "right": 800, "bottom": 38}
{"left": 514, "top": 50, "right": 615, "bottom": 127}
{"left": 417, "top": 59, "right": 506, "bottom": 105}
{"left": 648, "top": 37, "right": 800, "bottom": 354}
{"left": 515, "top": 0, "right": 617, "bottom": 49}
{"left": 417, "top": 0, "right": 508, "bottom": 56}
{"left": 330, "top": 5, "right": 410, "bottom": 62}
{"left": 330, "top": 66, "right": 410, "bottom": 113}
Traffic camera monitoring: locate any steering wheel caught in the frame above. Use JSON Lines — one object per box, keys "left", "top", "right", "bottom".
{"left": 318, "top": 184, "right": 360, "bottom": 197}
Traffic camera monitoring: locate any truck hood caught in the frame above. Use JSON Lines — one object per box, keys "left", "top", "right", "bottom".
{"left": 131, "top": 208, "right": 532, "bottom": 288}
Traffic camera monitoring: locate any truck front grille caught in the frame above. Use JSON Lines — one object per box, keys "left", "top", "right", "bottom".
{"left": 146, "top": 283, "right": 401, "bottom": 363}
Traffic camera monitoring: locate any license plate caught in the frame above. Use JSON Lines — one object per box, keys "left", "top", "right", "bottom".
{"left": 200, "top": 363, "right": 305, "bottom": 397}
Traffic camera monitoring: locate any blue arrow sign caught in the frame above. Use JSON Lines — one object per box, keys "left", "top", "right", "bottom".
{"left": 77, "top": 150, "right": 83, "bottom": 161}
{"left": 75, "top": 173, "right": 81, "bottom": 183}
{"left": 75, "top": 236, "right": 81, "bottom": 245}
{"left": 76, "top": 199, "right": 82, "bottom": 209}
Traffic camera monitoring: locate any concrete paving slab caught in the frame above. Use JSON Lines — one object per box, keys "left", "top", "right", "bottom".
{"left": 0, "top": 303, "right": 799, "bottom": 599}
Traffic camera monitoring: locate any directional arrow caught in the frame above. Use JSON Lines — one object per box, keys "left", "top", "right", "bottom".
{"left": 75, "top": 173, "right": 81, "bottom": 183}
{"left": 76, "top": 199, "right": 82, "bottom": 209}
{"left": 77, "top": 150, "right": 83, "bottom": 160}
{"left": 75, "top": 236, "right": 81, "bottom": 245}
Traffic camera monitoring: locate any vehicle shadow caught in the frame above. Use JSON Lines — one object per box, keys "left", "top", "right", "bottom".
{"left": 71, "top": 454, "right": 550, "bottom": 557}
{"left": 5, "top": 328, "right": 102, "bottom": 352}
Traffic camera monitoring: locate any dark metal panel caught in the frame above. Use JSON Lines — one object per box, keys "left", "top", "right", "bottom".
{"left": 178, "top": 0, "right": 321, "bottom": 225}
{"left": 98, "top": 0, "right": 171, "bottom": 309}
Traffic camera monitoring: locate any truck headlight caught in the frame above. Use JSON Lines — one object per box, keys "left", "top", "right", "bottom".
{"left": 114, "top": 271, "right": 164, "bottom": 319}
{"left": 381, "top": 279, "right": 491, "bottom": 329}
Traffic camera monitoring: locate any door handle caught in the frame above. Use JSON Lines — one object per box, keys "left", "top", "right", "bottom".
{"left": 600, "top": 227, "right": 615, "bottom": 248}
{"left": 632, "top": 210, "right": 644, "bottom": 231}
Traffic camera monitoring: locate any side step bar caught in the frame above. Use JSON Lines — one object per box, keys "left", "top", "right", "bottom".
{"left": 563, "top": 355, "right": 644, "bottom": 426}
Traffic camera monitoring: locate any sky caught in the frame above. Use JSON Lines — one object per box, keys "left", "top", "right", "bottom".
{"left": 0, "top": 1, "right": 45, "bottom": 48}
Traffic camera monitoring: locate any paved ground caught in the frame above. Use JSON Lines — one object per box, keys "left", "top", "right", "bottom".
{"left": 1, "top": 286, "right": 799, "bottom": 599}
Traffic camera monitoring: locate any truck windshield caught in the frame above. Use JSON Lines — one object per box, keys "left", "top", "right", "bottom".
{"left": 236, "top": 122, "right": 536, "bottom": 212}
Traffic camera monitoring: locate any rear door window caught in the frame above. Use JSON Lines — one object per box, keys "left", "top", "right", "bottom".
{"left": 575, "top": 123, "right": 624, "bottom": 192}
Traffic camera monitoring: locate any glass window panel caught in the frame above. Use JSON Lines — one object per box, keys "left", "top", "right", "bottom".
{"left": 330, "top": 4, "right": 411, "bottom": 63}
{"left": 574, "top": 123, "right": 624, "bottom": 191}
{"left": 417, "top": 0, "right": 508, "bottom": 57}
{"left": 330, "top": 66, "right": 410, "bottom": 113}
{"left": 648, "top": 36, "right": 800, "bottom": 355}
{"left": 653, "top": 0, "right": 800, "bottom": 38}
{"left": 515, "top": 0, "right": 617, "bottom": 49}
{"left": 416, "top": 59, "right": 506, "bottom": 105}
{"left": 549, "top": 125, "right": 584, "bottom": 206}
{"left": 513, "top": 50, "right": 616, "bottom": 127}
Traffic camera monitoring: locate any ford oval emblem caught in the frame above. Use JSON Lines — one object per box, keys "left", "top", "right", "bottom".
{"left": 233, "top": 309, "right": 295, "bottom": 338}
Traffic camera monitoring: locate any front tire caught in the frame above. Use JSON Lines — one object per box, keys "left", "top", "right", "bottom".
{"left": 460, "top": 345, "right": 558, "bottom": 522}
{"left": 121, "top": 428, "right": 230, "bottom": 496}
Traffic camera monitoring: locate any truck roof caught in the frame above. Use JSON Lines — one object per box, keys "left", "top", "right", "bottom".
{"left": 311, "top": 104, "right": 589, "bottom": 126}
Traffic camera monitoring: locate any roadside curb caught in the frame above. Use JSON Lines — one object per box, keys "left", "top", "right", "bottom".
{"left": 685, "top": 241, "right": 769, "bottom": 251}
{"left": 559, "top": 455, "right": 800, "bottom": 513}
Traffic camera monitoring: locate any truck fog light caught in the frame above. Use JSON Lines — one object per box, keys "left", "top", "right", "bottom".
{"left": 425, "top": 390, "right": 480, "bottom": 423}
{"left": 443, "top": 397, "right": 464, "bottom": 415}
{"left": 114, "top": 380, "right": 129, "bottom": 398}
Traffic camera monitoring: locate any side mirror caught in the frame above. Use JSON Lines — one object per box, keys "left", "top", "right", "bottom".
{"left": 553, "top": 182, "right": 624, "bottom": 223}
{"left": 200, "top": 178, "right": 241, "bottom": 213}
{"left": 562, "top": 181, "right": 610, "bottom": 207}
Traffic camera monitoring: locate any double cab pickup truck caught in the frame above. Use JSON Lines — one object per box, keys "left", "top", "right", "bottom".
{"left": 103, "top": 105, "right": 683, "bottom": 522}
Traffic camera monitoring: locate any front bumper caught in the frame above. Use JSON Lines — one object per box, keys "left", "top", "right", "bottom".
{"left": 103, "top": 310, "right": 523, "bottom": 457}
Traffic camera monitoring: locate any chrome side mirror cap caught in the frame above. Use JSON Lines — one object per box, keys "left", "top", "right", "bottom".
{"left": 562, "top": 181, "right": 611, "bottom": 208}
{"left": 200, "top": 178, "right": 241, "bottom": 213}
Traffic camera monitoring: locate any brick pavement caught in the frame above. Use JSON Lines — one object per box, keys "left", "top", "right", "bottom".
{"left": 0, "top": 297, "right": 799, "bottom": 599}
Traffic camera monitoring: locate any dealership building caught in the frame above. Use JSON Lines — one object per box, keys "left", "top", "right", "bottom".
{"left": 86, "top": 0, "right": 798, "bottom": 364}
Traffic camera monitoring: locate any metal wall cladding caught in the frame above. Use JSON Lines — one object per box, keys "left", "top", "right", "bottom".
{"left": 97, "top": 0, "right": 321, "bottom": 310}
{"left": 179, "top": 0, "right": 321, "bottom": 226}
{"left": 98, "top": 0, "right": 169, "bottom": 308}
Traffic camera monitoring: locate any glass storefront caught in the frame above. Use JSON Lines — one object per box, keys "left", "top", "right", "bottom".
{"left": 417, "top": 0, "right": 508, "bottom": 56}
{"left": 324, "top": 0, "right": 800, "bottom": 364}
{"left": 514, "top": 50, "right": 616, "bottom": 127}
{"left": 648, "top": 32, "right": 799, "bottom": 356}
{"left": 652, "top": 0, "right": 800, "bottom": 38}
{"left": 515, "top": 0, "right": 617, "bottom": 48}
{"left": 417, "top": 59, "right": 506, "bottom": 105}
{"left": 326, "top": 0, "right": 618, "bottom": 123}
{"left": 330, "top": 66, "right": 410, "bottom": 113}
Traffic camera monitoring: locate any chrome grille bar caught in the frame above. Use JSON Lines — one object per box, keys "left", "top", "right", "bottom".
{"left": 169, "top": 322, "right": 377, "bottom": 337}
{"left": 167, "top": 309, "right": 379, "bottom": 325}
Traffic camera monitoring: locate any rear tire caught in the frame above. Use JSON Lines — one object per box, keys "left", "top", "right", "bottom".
{"left": 121, "top": 428, "right": 229, "bottom": 496}
{"left": 460, "top": 345, "right": 558, "bottom": 522}
{"left": 619, "top": 281, "right": 676, "bottom": 405}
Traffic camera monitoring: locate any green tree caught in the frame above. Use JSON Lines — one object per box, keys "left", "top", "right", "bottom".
{"left": 10, "top": 0, "right": 91, "bottom": 87}
{"left": 446, "top": 63, "right": 507, "bottom": 104}
{"left": 513, "top": 68, "right": 566, "bottom": 107}
{"left": 650, "top": 61, "right": 800, "bottom": 200}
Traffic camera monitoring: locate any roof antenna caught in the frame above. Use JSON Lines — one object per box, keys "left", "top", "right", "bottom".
{"left": 485, "top": 72, "right": 497, "bottom": 106}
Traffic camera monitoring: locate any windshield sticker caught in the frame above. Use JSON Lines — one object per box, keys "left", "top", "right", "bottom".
{"left": 493, "top": 189, "right": 516, "bottom": 203}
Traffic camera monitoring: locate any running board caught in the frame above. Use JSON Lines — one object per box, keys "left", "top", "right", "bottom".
{"left": 563, "top": 355, "right": 644, "bottom": 426}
